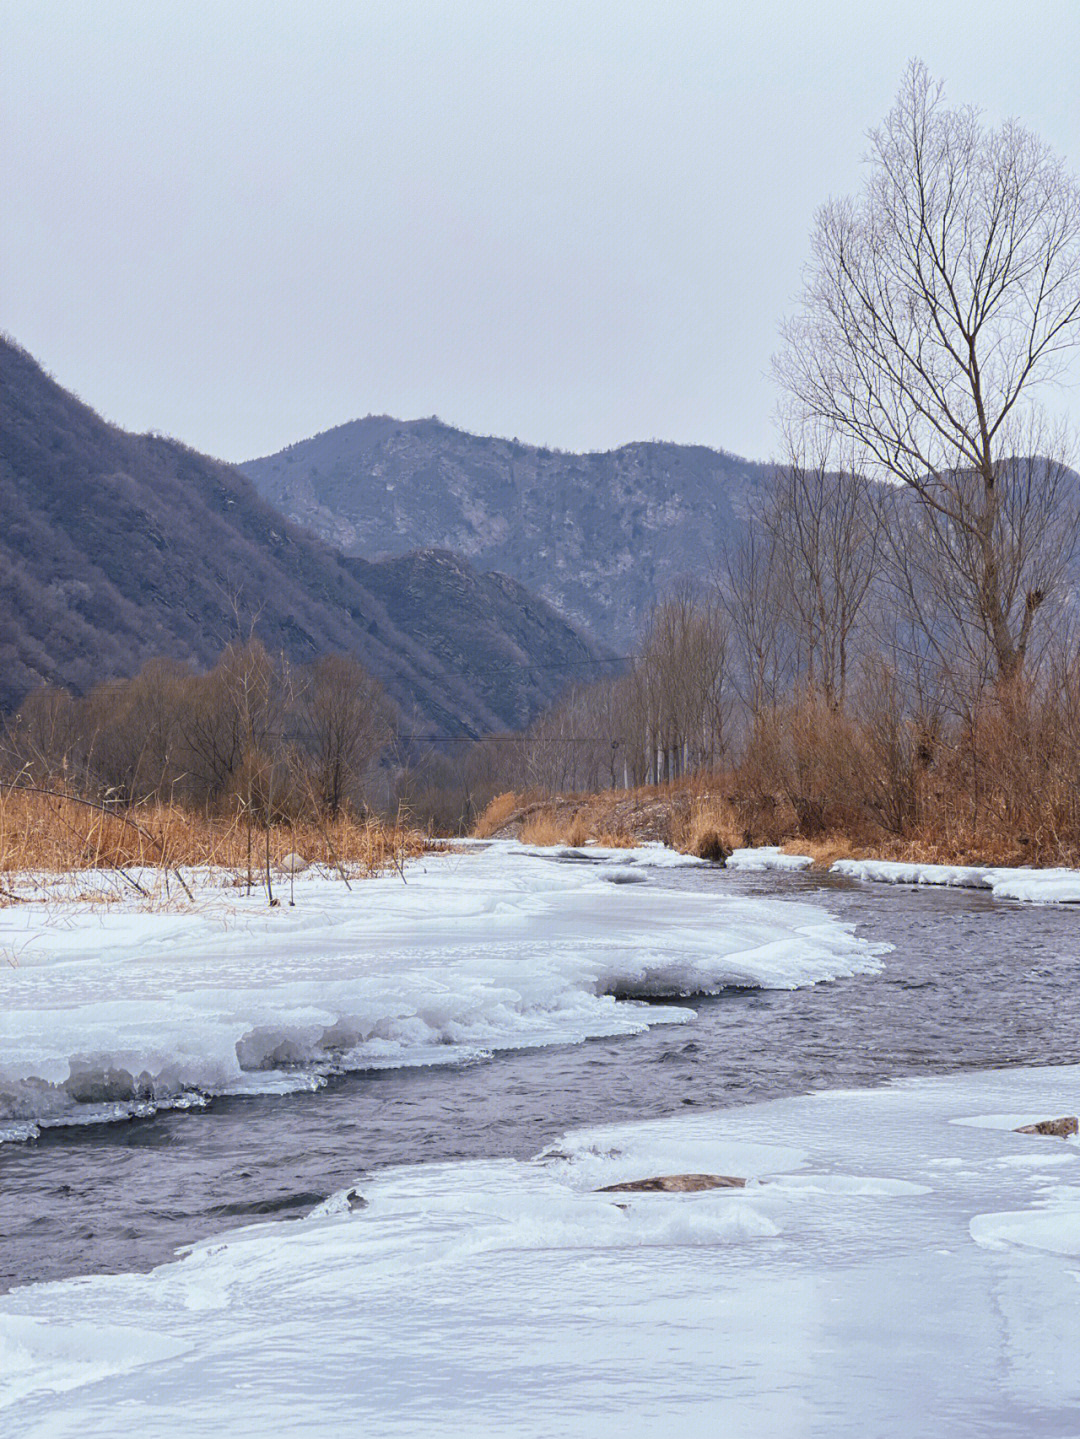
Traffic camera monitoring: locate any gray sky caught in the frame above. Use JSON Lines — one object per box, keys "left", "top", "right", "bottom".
{"left": 3, "top": 0, "right": 1079, "bottom": 464}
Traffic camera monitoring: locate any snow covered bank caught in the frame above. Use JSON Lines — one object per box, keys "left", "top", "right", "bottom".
{"left": 726, "top": 846, "right": 814, "bottom": 872}
{"left": 831, "top": 857, "right": 1080, "bottom": 903}
{"left": 2, "top": 1063, "right": 1077, "bottom": 1437}
{"left": 0, "top": 843, "right": 881, "bottom": 1140}
{"left": 716, "top": 845, "right": 1080, "bottom": 902}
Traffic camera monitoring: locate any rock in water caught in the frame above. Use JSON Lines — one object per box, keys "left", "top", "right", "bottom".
{"left": 597, "top": 1173, "right": 747, "bottom": 1193}
{"left": 1014, "top": 1116, "right": 1079, "bottom": 1138}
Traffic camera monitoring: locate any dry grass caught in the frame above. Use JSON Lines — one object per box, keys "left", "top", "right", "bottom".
{"left": 473, "top": 791, "right": 522, "bottom": 839}
{"left": 518, "top": 810, "right": 574, "bottom": 846}
{"left": 473, "top": 769, "right": 1080, "bottom": 871}
{"left": 477, "top": 779, "right": 728, "bottom": 855}
{"left": 516, "top": 808, "right": 637, "bottom": 848}
{"left": 590, "top": 830, "right": 639, "bottom": 849}
{"left": 779, "top": 835, "right": 858, "bottom": 869}
{"left": 670, "top": 794, "right": 742, "bottom": 860}
{"left": 0, "top": 786, "right": 426, "bottom": 883}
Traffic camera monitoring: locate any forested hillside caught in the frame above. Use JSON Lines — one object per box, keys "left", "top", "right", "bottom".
{"left": 0, "top": 339, "right": 606, "bottom": 733}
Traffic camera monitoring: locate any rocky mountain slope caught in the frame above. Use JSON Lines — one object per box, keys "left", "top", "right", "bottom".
{"left": 242, "top": 418, "right": 772, "bottom": 648}
{"left": 0, "top": 340, "right": 608, "bottom": 734}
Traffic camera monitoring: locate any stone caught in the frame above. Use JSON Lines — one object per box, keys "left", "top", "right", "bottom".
{"left": 596, "top": 1173, "right": 747, "bottom": 1193}
{"left": 1014, "top": 1116, "right": 1078, "bottom": 1139}
{"left": 277, "top": 852, "right": 310, "bottom": 874}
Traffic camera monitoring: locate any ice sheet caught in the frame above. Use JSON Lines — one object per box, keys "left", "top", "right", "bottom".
{"left": 2, "top": 1063, "right": 1078, "bottom": 1437}
{"left": 726, "top": 846, "right": 814, "bottom": 871}
{"left": 831, "top": 857, "right": 1080, "bottom": 903}
{"left": 0, "top": 842, "right": 881, "bottom": 1137}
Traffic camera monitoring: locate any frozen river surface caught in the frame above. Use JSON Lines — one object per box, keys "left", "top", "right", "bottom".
{"left": 2, "top": 848, "right": 1078, "bottom": 1291}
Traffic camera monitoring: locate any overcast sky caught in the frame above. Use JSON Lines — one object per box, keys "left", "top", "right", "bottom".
{"left": 3, "top": 0, "right": 1079, "bottom": 464}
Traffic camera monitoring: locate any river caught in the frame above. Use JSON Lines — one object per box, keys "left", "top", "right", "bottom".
{"left": 1, "top": 860, "right": 1077, "bottom": 1292}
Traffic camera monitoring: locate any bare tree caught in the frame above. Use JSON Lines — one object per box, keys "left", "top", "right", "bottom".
{"left": 2, "top": 684, "right": 79, "bottom": 783}
{"left": 756, "top": 435, "right": 881, "bottom": 707}
{"left": 636, "top": 588, "right": 729, "bottom": 782}
{"left": 297, "top": 655, "right": 394, "bottom": 815}
{"left": 179, "top": 640, "right": 273, "bottom": 802}
{"left": 717, "top": 524, "right": 794, "bottom": 725}
{"left": 775, "top": 60, "right": 1080, "bottom": 681}
{"left": 870, "top": 438, "right": 1080, "bottom": 688}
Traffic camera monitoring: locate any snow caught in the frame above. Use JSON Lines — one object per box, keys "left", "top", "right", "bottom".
{"left": 831, "top": 857, "right": 998, "bottom": 889}
{"left": 726, "top": 846, "right": 814, "bottom": 872}
{"left": 513, "top": 840, "right": 709, "bottom": 867}
{"left": 831, "top": 857, "right": 1080, "bottom": 903}
{"left": 2, "top": 1063, "right": 1078, "bottom": 1437}
{"left": 970, "top": 1204, "right": 1080, "bottom": 1257}
{"left": 988, "top": 872, "right": 1080, "bottom": 904}
{"left": 0, "top": 842, "right": 881, "bottom": 1140}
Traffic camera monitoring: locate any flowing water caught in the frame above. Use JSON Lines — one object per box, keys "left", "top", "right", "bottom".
{"left": 1, "top": 862, "right": 1078, "bottom": 1292}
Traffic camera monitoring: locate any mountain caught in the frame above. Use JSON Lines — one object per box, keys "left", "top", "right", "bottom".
{"left": 242, "top": 418, "right": 772, "bottom": 649}
{"left": 348, "top": 547, "right": 619, "bottom": 730}
{"left": 0, "top": 340, "right": 609, "bottom": 734}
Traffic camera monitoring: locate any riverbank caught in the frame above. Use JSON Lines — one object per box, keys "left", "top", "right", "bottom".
{"left": 6, "top": 854, "right": 1080, "bottom": 1294}
{"left": 0, "top": 785, "right": 425, "bottom": 883}
{"left": 475, "top": 782, "right": 1080, "bottom": 872}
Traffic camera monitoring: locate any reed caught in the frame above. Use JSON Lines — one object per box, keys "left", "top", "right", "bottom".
{"left": 0, "top": 785, "right": 426, "bottom": 880}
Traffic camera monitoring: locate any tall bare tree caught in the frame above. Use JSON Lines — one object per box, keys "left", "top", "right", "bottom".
{"left": 775, "top": 60, "right": 1080, "bottom": 681}
{"left": 717, "top": 524, "right": 793, "bottom": 723}
{"left": 636, "top": 588, "right": 728, "bottom": 781}
{"left": 757, "top": 436, "right": 881, "bottom": 707}
{"left": 298, "top": 654, "right": 393, "bottom": 815}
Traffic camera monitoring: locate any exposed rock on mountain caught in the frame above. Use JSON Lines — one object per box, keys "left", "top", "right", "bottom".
{"left": 0, "top": 340, "right": 607, "bottom": 734}
{"left": 243, "top": 418, "right": 771, "bottom": 648}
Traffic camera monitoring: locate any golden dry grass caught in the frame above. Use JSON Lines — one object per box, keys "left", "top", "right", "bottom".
{"left": 472, "top": 774, "right": 1079, "bottom": 870}
{"left": 517, "top": 806, "right": 641, "bottom": 848}
{"left": 518, "top": 809, "right": 582, "bottom": 846}
{"left": 0, "top": 786, "right": 426, "bottom": 881}
{"left": 669, "top": 794, "right": 743, "bottom": 860}
{"left": 472, "top": 791, "right": 523, "bottom": 839}
{"left": 477, "top": 779, "right": 723, "bottom": 854}
{"left": 778, "top": 836, "right": 858, "bottom": 869}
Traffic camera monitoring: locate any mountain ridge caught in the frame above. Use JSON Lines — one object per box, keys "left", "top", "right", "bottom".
{"left": 0, "top": 339, "right": 608, "bottom": 734}
{"left": 242, "top": 417, "right": 771, "bottom": 648}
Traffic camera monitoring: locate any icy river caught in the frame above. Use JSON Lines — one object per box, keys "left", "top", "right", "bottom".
{"left": 3, "top": 852, "right": 1078, "bottom": 1294}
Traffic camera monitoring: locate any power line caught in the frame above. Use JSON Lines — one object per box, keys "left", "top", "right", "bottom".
{"left": 394, "top": 733, "right": 625, "bottom": 745}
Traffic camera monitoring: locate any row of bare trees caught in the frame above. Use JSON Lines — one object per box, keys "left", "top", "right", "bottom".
{"left": 495, "top": 64, "right": 1080, "bottom": 855}
{"left": 500, "top": 588, "right": 728, "bottom": 796}
{"left": 2, "top": 641, "right": 394, "bottom": 821}
{"left": 509, "top": 434, "right": 1080, "bottom": 796}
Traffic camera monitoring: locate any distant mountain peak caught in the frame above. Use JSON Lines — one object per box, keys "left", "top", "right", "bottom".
{"left": 242, "top": 420, "right": 771, "bottom": 647}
